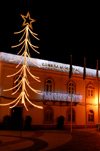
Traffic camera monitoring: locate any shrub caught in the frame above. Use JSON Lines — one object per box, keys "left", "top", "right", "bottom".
{"left": 24, "top": 116, "right": 32, "bottom": 130}
{"left": 57, "top": 116, "right": 65, "bottom": 129}
{"left": 2, "top": 115, "right": 11, "bottom": 130}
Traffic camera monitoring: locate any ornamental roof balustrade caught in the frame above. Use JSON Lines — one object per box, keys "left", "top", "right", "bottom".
{"left": 42, "top": 92, "right": 82, "bottom": 102}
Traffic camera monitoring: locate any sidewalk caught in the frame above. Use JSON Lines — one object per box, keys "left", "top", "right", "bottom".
{"left": 0, "top": 130, "right": 72, "bottom": 151}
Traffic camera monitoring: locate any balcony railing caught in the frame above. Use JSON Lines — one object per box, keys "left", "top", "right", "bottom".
{"left": 42, "top": 92, "right": 82, "bottom": 102}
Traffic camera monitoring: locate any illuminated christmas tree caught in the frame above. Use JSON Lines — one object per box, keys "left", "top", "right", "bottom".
{"left": 0, "top": 12, "right": 43, "bottom": 111}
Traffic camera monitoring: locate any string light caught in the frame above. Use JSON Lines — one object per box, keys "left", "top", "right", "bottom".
{"left": 0, "top": 12, "right": 43, "bottom": 111}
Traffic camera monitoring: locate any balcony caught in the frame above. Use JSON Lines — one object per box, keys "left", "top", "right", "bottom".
{"left": 42, "top": 92, "right": 82, "bottom": 102}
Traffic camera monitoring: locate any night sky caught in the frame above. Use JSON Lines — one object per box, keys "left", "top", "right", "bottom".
{"left": 0, "top": 3, "right": 100, "bottom": 69}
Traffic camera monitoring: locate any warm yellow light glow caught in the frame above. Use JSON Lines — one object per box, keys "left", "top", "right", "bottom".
{"left": 26, "top": 67, "right": 41, "bottom": 82}
{"left": 27, "top": 54, "right": 40, "bottom": 68}
{"left": 20, "top": 11, "right": 36, "bottom": 29}
{"left": 0, "top": 12, "right": 43, "bottom": 111}
{"left": 11, "top": 40, "right": 25, "bottom": 49}
{"left": 7, "top": 66, "right": 24, "bottom": 77}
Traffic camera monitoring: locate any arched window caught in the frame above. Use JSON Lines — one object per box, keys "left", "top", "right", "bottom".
{"left": 67, "top": 81, "right": 76, "bottom": 94}
{"left": 86, "top": 82, "right": 95, "bottom": 98}
{"left": 44, "top": 107, "right": 54, "bottom": 123}
{"left": 66, "top": 107, "right": 75, "bottom": 123}
{"left": 45, "top": 78, "right": 54, "bottom": 92}
{"left": 88, "top": 110, "right": 94, "bottom": 122}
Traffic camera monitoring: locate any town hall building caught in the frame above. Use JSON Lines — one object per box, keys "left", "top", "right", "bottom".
{"left": 0, "top": 52, "right": 100, "bottom": 129}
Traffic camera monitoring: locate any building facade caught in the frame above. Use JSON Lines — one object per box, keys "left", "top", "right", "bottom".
{"left": 0, "top": 52, "right": 100, "bottom": 129}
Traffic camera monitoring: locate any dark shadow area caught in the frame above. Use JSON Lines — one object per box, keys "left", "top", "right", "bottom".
{"left": 57, "top": 116, "right": 65, "bottom": 129}
{"left": 2, "top": 115, "right": 11, "bottom": 130}
{"left": 0, "top": 107, "right": 23, "bottom": 130}
{"left": 0, "top": 134, "right": 48, "bottom": 151}
{"left": 0, "top": 140, "right": 2, "bottom": 144}
{"left": 11, "top": 107, "right": 23, "bottom": 130}
{"left": 24, "top": 116, "right": 32, "bottom": 130}
{"left": 16, "top": 137, "right": 48, "bottom": 151}
{"left": 49, "top": 132, "right": 100, "bottom": 151}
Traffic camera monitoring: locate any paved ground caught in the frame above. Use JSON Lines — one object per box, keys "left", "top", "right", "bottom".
{"left": 0, "top": 130, "right": 72, "bottom": 151}
{"left": 0, "top": 129, "right": 100, "bottom": 151}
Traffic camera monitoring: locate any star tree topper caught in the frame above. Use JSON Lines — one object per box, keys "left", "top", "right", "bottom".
{"left": 20, "top": 11, "right": 36, "bottom": 29}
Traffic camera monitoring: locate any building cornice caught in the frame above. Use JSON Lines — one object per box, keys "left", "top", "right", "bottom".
{"left": 0, "top": 52, "right": 99, "bottom": 78}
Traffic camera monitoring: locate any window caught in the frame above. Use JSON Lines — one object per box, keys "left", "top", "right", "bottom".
{"left": 46, "top": 80, "right": 52, "bottom": 92}
{"left": 68, "top": 81, "right": 75, "bottom": 94}
{"left": 45, "top": 78, "right": 54, "bottom": 92}
{"left": 67, "top": 107, "right": 75, "bottom": 123}
{"left": 88, "top": 89, "right": 93, "bottom": 97}
{"left": 44, "top": 107, "right": 54, "bottom": 123}
{"left": 88, "top": 90, "right": 90, "bottom": 96}
{"left": 45, "top": 109, "right": 53, "bottom": 121}
{"left": 86, "top": 82, "right": 95, "bottom": 98}
{"left": 88, "top": 110, "right": 94, "bottom": 122}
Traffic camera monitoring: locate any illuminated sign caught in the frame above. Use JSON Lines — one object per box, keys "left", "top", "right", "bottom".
{"left": 42, "top": 62, "right": 79, "bottom": 73}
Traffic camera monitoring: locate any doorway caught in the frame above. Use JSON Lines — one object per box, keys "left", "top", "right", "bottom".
{"left": 11, "top": 107, "right": 23, "bottom": 130}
